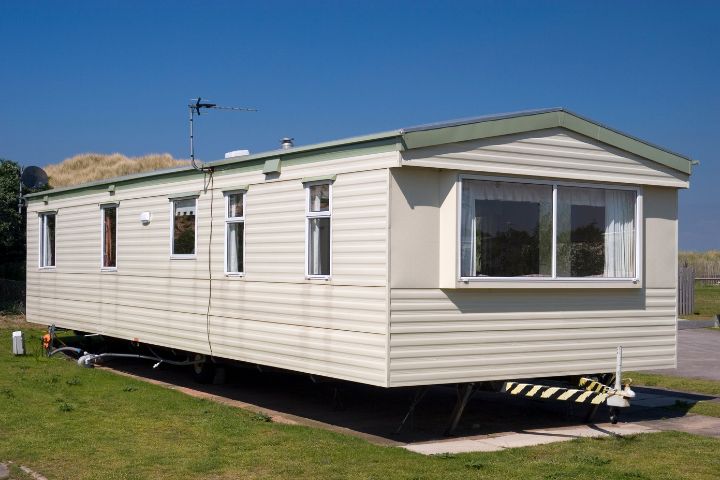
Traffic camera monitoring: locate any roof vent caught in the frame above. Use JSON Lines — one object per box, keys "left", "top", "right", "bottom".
{"left": 280, "top": 137, "right": 294, "bottom": 150}
{"left": 224, "top": 149, "right": 250, "bottom": 159}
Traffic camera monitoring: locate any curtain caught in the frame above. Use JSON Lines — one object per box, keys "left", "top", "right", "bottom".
{"left": 604, "top": 189, "right": 635, "bottom": 277}
{"left": 43, "top": 215, "right": 55, "bottom": 266}
{"left": 103, "top": 208, "right": 116, "bottom": 268}
{"left": 227, "top": 223, "right": 239, "bottom": 272}
{"left": 310, "top": 218, "right": 321, "bottom": 274}
{"left": 461, "top": 180, "right": 552, "bottom": 277}
{"left": 556, "top": 186, "right": 635, "bottom": 278}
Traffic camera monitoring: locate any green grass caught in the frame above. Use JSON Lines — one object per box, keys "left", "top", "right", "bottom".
{"left": 671, "top": 400, "right": 720, "bottom": 418}
{"left": 628, "top": 371, "right": 720, "bottom": 397}
{"left": 681, "top": 283, "right": 720, "bottom": 319}
{"left": 2, "top": 323, "right": 720, "bottom": 479}
{"left": 628, "top": 371, "right": 720, "bottom": 418}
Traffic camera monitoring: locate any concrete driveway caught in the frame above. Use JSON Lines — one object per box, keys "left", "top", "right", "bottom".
{"left": 651, "top": 327, "right": 720, "bottom": 381}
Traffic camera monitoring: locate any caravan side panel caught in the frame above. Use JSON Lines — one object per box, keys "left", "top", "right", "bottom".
{"left": 26, "top": 152, "right": 396, "bottom": 386}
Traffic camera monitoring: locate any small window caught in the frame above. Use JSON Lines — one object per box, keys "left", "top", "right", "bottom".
{"left": 39, "top": 212, "right": 56, "bottom": 268}
{"left": 306, "top": 183, "right": 331, "bottom": 278}
{"left": 172, "top": 198, "right": 197, "bottom": 257}
{"left": 225, "top": 192, "right": 245, "bottom": 274}
{"left": 101, "top": 205, "right": 117, "bottom": 269}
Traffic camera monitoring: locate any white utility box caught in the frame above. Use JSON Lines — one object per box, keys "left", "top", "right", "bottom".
{"left": 12, "top": 331, "right": 25, "bottom": 355}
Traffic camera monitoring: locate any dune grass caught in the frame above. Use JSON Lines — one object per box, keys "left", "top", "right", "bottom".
{"left": 44, "top": 153, "right": 189, "bottom": 188}
{"left": 680, "top": 250, "right": 720, "bottom": 278}
{"left": 1, "top": 320, "right": 719, "bottom": 479}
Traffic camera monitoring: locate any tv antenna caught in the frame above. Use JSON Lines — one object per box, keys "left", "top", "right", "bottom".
{"left": 18, "top": 165, "right": 49, "bottom": 213}
{"left": 188, "top": 97, "right": 257, "bottom": 171}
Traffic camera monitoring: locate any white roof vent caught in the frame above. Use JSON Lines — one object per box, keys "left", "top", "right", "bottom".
{"left": 225, "top": 149, "right": 250, "bottom": 159}
{"left": 280, "top": 137, "right": 294, "bottom": 150}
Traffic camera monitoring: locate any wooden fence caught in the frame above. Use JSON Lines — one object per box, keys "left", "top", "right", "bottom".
{"left": 678, "top": 265, "right": 695, "bottom": 315}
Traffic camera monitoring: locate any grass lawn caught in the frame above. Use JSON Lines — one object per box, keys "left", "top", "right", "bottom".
{"left": 681, "top": 283, "right": 720, "bottom": 320}
{"left": 628, "top": 372, "right": 720, "bottom": 397}
{"left": 2, "top": 317, "right": 720, "bottom": 480}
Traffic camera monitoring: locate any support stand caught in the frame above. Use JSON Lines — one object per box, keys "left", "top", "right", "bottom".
{"left": 445, "top": 382, "right": 478, "bottom": 436}
{"left": 394, "top": 386, "right": 430, "bottom": 434}
{"left": 584, "top": 373, "right": 615, "bottom": 423}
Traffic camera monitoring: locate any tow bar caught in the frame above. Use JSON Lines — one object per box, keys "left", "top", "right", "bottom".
{"left": 503, "top": 346, "right": 636, "bottom": 424}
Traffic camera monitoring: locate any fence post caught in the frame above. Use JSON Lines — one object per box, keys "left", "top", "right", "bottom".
{"left": 678, "top": 265, "right": 695, "bottom": 316}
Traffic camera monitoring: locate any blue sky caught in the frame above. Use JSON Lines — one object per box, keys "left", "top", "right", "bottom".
{"left": 1, "top": 1, "right": 718, "bottom": 250}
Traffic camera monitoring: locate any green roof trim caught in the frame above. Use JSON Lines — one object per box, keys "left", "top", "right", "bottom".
{"left": 402, "top": 109, "right": 693, "bottom": 175}
{"left": 26, "top": 108, "right": 693, "bottom": 201}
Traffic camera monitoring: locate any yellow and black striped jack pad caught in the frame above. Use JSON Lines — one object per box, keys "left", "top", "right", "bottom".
{"left": 503, "top": 382, "right": 608, "bottom": 405}
{"left": 578, "top": 377, "right": 612, "bottom": 394}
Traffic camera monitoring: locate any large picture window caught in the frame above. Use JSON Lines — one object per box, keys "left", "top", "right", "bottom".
{"left": 171, "top": 198, "right": 197, "bottom": 257}
{"left": 39, "top": 212, "right": 56, "bottom": 268}
{"left": 101, "top": 204, "right": 117, "bottom": 269}
{"left": 460, "top": 178, "right": 638, "bottom": 280}
{"left": 225, "top": 192, "right": 245, "bottom": 274}
{"left": 305, "top": 183, "right": 331, "bottom": 278}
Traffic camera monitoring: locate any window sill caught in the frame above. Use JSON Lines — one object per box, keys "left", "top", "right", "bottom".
{"left": 306, "top": 276, "right": 331, "bottom": 281}
{"left": 38, "top": 267, "right": 56, "bottom": 271}
{"left": 449, "top": 278, "right": 642, "bottom": 289}
{"left": 170, "top": 255, "right": 197, "bottom": 260}
{"left": 225, "top": 273, "right": 245, "bottom": 278}
{"left": 101, "top": 268, "right": 118, "bottom": 273}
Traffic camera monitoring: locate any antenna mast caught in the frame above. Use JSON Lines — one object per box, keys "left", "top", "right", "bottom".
{"left": 188, "top": 97, "right": 257, "bottom": 171}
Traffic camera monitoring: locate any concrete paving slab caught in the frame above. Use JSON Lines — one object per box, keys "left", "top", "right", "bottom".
{"left": 404, "top": 423, "right": 658, "bottom": 455}
{"left": 0, "top": 463, "right": 9, "bottom": 480}
{"left": 640, "top": 414, "right": 720, "bottom": 438}
{"left": 406, "top": 439, "right": 501, "bottom": 455}
{"left": 678, "top": 319, "right": 718, "bottom": 330}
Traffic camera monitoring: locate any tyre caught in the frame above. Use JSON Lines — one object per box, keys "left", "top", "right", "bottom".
{"left": 191, "top": 353, "right": 216, "bottom": 384}
{"left": 609, "top": 407, "right": 619, "bottom": 424}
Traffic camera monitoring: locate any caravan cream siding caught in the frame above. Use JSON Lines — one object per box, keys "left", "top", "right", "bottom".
{"left": 26, "top": 151, "right": 397, "bottom": 386}
{"left": 401, "top": 128, "right": 689, "bottom": 188}
{"left": 388, "top": 149, "right": 679, "bottom": 385}
{"left": 26, "top": 124, "right": 686, "bottom": 388}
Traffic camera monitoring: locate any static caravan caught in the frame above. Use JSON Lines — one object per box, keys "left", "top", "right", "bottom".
{"left": 25, "top": 108, "right": 693, "bottom": 390}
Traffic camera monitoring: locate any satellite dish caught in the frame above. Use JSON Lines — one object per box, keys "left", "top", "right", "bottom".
{"left": 21, "top": 166, "right": 49, "bottom": 189}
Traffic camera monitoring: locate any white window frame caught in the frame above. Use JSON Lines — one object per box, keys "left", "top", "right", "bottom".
{"left": 224, "top": 191, "right": 246, "bottom": 276}
{"left": 100, "top": 203, "right": 118, "bottom": 271}
{"left": 38, "top": 211, "right": 56, "bottom": 269}
{"left": 304, "top": 181, "right": 332, "bottom": 280}
{"left": 170, "top": 196, "right": 198, "bottom": 259}
{"left": 457, "top": 174, "right": 642, "bottom": 283}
